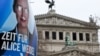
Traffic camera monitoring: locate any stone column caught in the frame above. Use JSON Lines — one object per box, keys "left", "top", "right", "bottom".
{"left": 70, "top": 32, "right": 72, "bottom": 42}
{"left": 56, "top": 31, "right": 59, "bottom": 40}
{"left": 49, "top": 31, "right": 52, "bottom": 40}
{"left": 43, "top": 30, "right": 45, "bottom": 40}
{"left": 63, "top": 31, "right": 66, "bottom": 41}
{"left": 77, "top": 32, "right": 79, "bottom": 42}
{"left": 83, "top": 32, "right": 86, "bottom": 43}
{"left": 90, "top": 33, "right": 92, "bottom": 43}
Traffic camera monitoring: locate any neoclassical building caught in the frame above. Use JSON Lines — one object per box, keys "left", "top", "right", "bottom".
{"left": 35, "top": 10, "right": 100, "bottom": 56}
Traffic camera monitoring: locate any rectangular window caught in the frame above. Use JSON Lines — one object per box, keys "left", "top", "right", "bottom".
{"left": 79, "top": 33, "right": 83, "bottom": 41}
{"left": 52, "top": 32, "right": 56, "bottom": 40}
{"left": 86, "top": 33, "right": 90, "bottom": 41}
{"left": 45, "top": 31, "right": 49, "bottom": 39}
{"left": 72, "top": 32, "right": 77, "bottom": 41}
{"left": 59, "top": 32, "right": 63, "bottom": 40}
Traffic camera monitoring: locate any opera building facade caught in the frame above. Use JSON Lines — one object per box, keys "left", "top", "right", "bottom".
{"left": 35, "top": 10, "right": 100, "bottom": 56}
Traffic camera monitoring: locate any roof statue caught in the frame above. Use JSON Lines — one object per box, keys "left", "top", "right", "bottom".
{"left": 45, "top": 0, "right": 55, "bottom": 10}
{"left": 89, "top": 15, "right": 94, "bottom": 23}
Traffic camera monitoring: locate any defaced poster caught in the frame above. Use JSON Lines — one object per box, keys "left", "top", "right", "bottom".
{"left": 0, "top": 0, "right": 38, "bottom": 56}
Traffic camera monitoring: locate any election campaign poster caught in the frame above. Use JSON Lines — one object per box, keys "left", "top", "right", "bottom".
{"left": 0, "top": 0, "right": 38, "bottom": 56}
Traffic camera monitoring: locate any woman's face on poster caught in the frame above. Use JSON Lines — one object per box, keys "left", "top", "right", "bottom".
{"left": 15, "top": 0, "right": 29, "bottom": 28}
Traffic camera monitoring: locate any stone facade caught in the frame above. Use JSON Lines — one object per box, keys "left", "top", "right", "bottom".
{"left": 35, "top": 10, "right": 100, "bottom": 56}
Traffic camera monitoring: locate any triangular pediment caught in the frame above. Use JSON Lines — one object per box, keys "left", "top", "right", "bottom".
{"left": 35, "top": 11, "right": 98, "bottom": 28}
{"left": 49, "top": 48, "right": 95, "bottom": 56}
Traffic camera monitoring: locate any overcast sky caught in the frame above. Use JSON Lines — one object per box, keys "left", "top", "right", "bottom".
{"left": 31, "top": 0, "right": 100, "bottom": 42}
{"left": 32, "top": 0, "right": 100, "bottom": 22}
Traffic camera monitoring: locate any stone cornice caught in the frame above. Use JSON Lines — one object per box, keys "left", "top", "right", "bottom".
{"left": 36, "top": 24, "right": 99, "bottom": 29}
{"left": 39, "top": 40, "right": 99, "bottom": 46}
